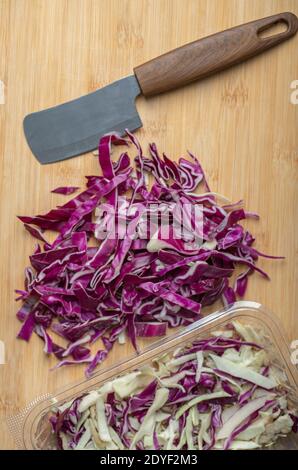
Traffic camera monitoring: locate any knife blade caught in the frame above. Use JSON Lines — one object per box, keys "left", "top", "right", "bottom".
{"left": 23, "top": 12, "right": 298, "bottom": 164}
{"left": 24, "top": 75, "right": 141, "bottom": 164}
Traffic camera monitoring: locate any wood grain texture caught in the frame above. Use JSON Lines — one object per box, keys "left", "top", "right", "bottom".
{"left": 0, "top": 0, "right": 297, "bottom": 449}
{"left": 134, "top": 12, "right": 298, "bottom": 96}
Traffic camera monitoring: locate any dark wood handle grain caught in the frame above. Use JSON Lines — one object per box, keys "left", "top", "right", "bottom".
{"left": 134, "top": 12, "right": 298, "bottom": 96}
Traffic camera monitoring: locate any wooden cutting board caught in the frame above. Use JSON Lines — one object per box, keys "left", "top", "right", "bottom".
{"left": 0, "top": 0, "right": 297, "bottom": 449}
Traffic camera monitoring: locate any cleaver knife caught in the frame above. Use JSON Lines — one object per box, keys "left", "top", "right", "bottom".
{"left": 24, "top": 12, "right": 298, "bottom": 164}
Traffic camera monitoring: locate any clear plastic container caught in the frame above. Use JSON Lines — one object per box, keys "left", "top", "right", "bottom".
{"left": 8, "top": 301, "right": 298, "bottom": 450}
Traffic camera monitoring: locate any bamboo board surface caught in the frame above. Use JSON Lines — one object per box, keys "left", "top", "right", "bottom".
{"left": 0, "top": 0, "right": 297, "bottom": 449}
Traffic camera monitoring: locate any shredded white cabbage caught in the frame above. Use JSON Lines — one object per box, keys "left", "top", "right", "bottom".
{"left": 217, "top": 395, "right": 273, "bottom": 440}
{"left": 96, "top": 396, "right": 112, "bottom": 442}
{"left": 78, "top": 391, "right": 99, "bottom": 413}
{"left": 210, "top": 354, "right": 277, "bottom": 389}
{"left": 176, "top": 391, "right": 230, "bottom": 420}
{"left": 195, "top": 351, "right": 203, "bottom": 383}
{"left": 130, "top": 388, "right": 169, "bottom": 448}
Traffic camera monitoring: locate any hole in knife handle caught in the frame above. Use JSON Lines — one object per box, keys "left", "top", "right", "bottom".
{"left": 257, "top": 20, "right": 289, "bottom": 39}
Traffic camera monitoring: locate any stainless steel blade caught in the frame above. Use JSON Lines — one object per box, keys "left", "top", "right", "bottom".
{"left": 23, "top": 75, "right": 142, "bottom": 164}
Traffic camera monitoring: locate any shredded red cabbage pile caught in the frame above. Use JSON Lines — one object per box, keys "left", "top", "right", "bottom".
{"left": 16, "top": 132, "right": 282, "bottom": 376}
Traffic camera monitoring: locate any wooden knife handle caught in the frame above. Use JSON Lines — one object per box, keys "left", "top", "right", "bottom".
{"left": 134, "top": 12, "right": 298, "bottom": 97}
